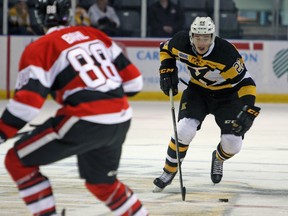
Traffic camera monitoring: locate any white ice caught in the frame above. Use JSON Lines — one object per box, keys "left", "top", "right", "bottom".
{"left": 0, "top": 100, "right": 288, "bottom": 216}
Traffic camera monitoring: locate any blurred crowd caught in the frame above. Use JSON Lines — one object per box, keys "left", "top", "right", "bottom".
{"left": 5, "top": 0, "right": 187, "bottom": 37}
{"left": 5, "top": 0, "right": 246, "bottom": 39}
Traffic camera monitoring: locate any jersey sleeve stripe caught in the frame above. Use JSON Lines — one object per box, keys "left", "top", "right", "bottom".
{"left": 15, "top": 80, "right": 50, "bottom": 99}
{"left": 122, "top": 76, "right": 143, "bottom": 93}
{"left": 113, "top": 53, "right": 132, "bottom": 71}
{"left": 0, "top": 119, "right": 20, "bottom": 138}
{"left": 7, "top": 99, "right": 40, "bottom": 122}
{"left": 14, "top": 90, "right": 46, "bottom": 109}
{"left": 1, "top": 109, "right": 27, "bottom": 129}
{"left": 16, "top": 66, "right": 53, "bottom": 89}
{"left": 109, "top": 41, "right": 122, "bottom": 60}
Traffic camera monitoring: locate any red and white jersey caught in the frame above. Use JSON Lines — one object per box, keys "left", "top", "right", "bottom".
{"left": 0, "top": 26, "right": 143, "bottom": 139}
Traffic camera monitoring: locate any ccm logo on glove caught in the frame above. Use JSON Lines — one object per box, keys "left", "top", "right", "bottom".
{"left": 160, "top": 68, "right": 176, "bottom": 74}
{"left": 246, "top": 108, "right": 260, "bottom": 117}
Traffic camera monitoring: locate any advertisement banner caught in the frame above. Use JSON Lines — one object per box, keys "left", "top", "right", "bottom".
{"left": 1, "top": 36, "right": 288, "bottom": 101}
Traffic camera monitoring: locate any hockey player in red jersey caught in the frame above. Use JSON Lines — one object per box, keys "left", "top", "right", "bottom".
{"left": 0, "top": 0, "right": 148, "bottom": 215}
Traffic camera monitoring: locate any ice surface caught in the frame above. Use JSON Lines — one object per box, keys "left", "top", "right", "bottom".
{"left": 0, "top": 101, "right": 287, "bottom": 215}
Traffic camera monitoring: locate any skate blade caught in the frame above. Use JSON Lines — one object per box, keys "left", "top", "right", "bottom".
{"left": 61, "top": 208, "right": 66, "bottom": 216}
{"left": 152, "top": 185, "right": 164, "bottom": 193}
{"left": 51, "top": 208, "right": 65, "bottom": 216}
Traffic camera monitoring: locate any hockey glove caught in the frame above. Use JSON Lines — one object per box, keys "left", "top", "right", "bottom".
{"left": 0, "top": 132, "right": 7, "bottom": 144}
{"left": 232, "top": 105, "right": 261, "bottom": 136}
{"left": 159, "top": 66, "right": 179, "bottom": 96}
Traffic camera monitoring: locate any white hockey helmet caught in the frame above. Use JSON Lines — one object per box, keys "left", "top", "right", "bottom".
{"left": 189, "top": 17, "right": 215, "bottom": 45}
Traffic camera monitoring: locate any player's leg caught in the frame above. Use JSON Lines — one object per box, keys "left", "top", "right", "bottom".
{"left": 4, "top": 148, "right": 61, "bottom": 216}
{"left": 4, "top": 116, "right": 81, "bottom": 215}
{"left": 153, "top": 118, "right": 199, "bottom": 192}
{"left": 153, "top": 86, "right": 207, "bottom": 192}
{"left": 78, "top": 120, "right": 148, "bottom": 216}
{"left": 211, "top": 99, "right": 243, "bottom": 184}
{"left": 211, "top": 135, "right": 242, "bottom": 183}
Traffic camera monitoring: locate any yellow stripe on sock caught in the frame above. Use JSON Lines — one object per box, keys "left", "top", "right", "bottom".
{"left": 164, "top": 164, "right": 178, "bottom": 173}
{"left": 169, "top": 141, "right": 188, "bottom": 152}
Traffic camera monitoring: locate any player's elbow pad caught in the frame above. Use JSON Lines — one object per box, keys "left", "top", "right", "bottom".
{"left": 126, "top": 92, "right": 140, "bottom": 97}
{"left": 123, "top": 76, "right": 143, "bottom": 93}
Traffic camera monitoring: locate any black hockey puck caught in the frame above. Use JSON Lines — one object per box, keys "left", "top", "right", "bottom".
{"left": 219, "top": 198, "right": 229, "bottom": 202}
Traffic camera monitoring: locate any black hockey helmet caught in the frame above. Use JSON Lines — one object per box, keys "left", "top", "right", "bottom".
{"left": 35, "top": 0, "right": 71, "bottom": 28}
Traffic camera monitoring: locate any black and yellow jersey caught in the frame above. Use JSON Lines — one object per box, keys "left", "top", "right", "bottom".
{"left": 160, "top": 31, "right": 256, "bottom": 98}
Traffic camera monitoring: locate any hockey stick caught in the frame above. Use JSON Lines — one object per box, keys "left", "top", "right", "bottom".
{"left": 14, "top": 130, "right": 30, "bottom": 138}
{"left": 179, "top": 78, "right": 188, "bottom": 86}
{"left": 14, "top": 124, "right": 39, "bottom": 138}
{"left": 169, "top": 88, "right": 186, "bottom": 201}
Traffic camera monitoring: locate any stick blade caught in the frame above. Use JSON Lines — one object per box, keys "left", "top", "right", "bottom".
{"left": 181, "top": 186, "right": 186, "bottom": 201}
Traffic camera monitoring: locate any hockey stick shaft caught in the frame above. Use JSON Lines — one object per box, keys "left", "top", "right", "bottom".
{"left": 14, "top": 130, "right": 30, "bottom": 138}
{"left": 179, "top": 78, "right": 188, "bottom": 86}
{"left": 14, "top": 124, "right": 39, "bottom": 138}
{"left": 169, "top": 89, "right": 186, "bottom": 201}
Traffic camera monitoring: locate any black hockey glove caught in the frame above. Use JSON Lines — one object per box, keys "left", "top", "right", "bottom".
{"left": 232, "top": 105, "right": 261, "bottom": 136}
{"left": 159, "top": 66, "right": 179, "bottom": 96}
{"left": 0, "top": 132, "right": 7, "bottom": 145}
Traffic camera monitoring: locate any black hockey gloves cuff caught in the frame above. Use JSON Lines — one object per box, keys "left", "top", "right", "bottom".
{"left": 0, "top": 131, "right": 7, "bottom": 144}
{"left": 232, "top": 105, "right": 261, "bottom": 136}
{"left": 159, "top": 66, "right": 179, "bottom": 96}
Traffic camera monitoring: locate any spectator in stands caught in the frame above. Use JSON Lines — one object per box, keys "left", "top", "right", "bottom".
{"left": 8, "top": 0, "right": 35, "bottom": 35}
{"left": 88, "top": 0, "right": 120, "bottom": 36}
{"left": 26, "top": 0, "right": 44, "bottom": 35}
{"left": 78, "top": 0, "right": 95, "bottom": 10}
{"left": 75, "top": 4, "right": 91, "bottom": 26}
{"left": 148, "top": 0, "right": 185, "bottom": 37}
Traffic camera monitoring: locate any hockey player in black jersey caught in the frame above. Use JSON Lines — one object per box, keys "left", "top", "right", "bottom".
{"left": 153, "top": 16, "right": 261, "bottom": 192}
{"left": 0, "top": 0, "right": 148, "bottom": 215}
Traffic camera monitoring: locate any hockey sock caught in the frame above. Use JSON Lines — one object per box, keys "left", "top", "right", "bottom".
{"left": 164, "top": 138, "right": 188, "bottom": 173}
{"left": 216, "top": 143, "right": 235, "bottom": 161}
{"left": 85, "top": 179, "right": 148, "bottom": 215}
{"left": 5, "top": 148, "right": 56, "bottom": 216}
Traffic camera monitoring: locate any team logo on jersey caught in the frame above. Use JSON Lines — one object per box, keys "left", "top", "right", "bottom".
{"left": 188, "top": 66, "right": 225, "bottom": 86}
{"left": 179, "top": 52, "right": 188, "bottom": 60}
{"left": 16, "top": 69, "right": 30, "bottom": 89}
{"left": 273, "top": 49, "right": 288, "bottom": 78}
{"left": 180, "top": 102, "right": 187, "bottom": 110}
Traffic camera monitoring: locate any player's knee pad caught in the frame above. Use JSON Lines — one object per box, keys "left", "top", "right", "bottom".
{"left": 174, "top": 118, "right": 199, "bottom": 145}
{"left": 5, "top": 148, "right": 39, "bottom": 182}
{"left": 220, "top": 134, "right": 243, "bottom": 155}
{"left": 85, "top": 179, "right": 121, "bottom": 201}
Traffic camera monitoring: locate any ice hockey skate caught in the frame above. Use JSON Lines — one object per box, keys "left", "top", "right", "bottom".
{"left": 153, "top": 169, "right": 177, "bottom": 192}
{"left": 211, "top": 150, "right": 224, "bottom": 184}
